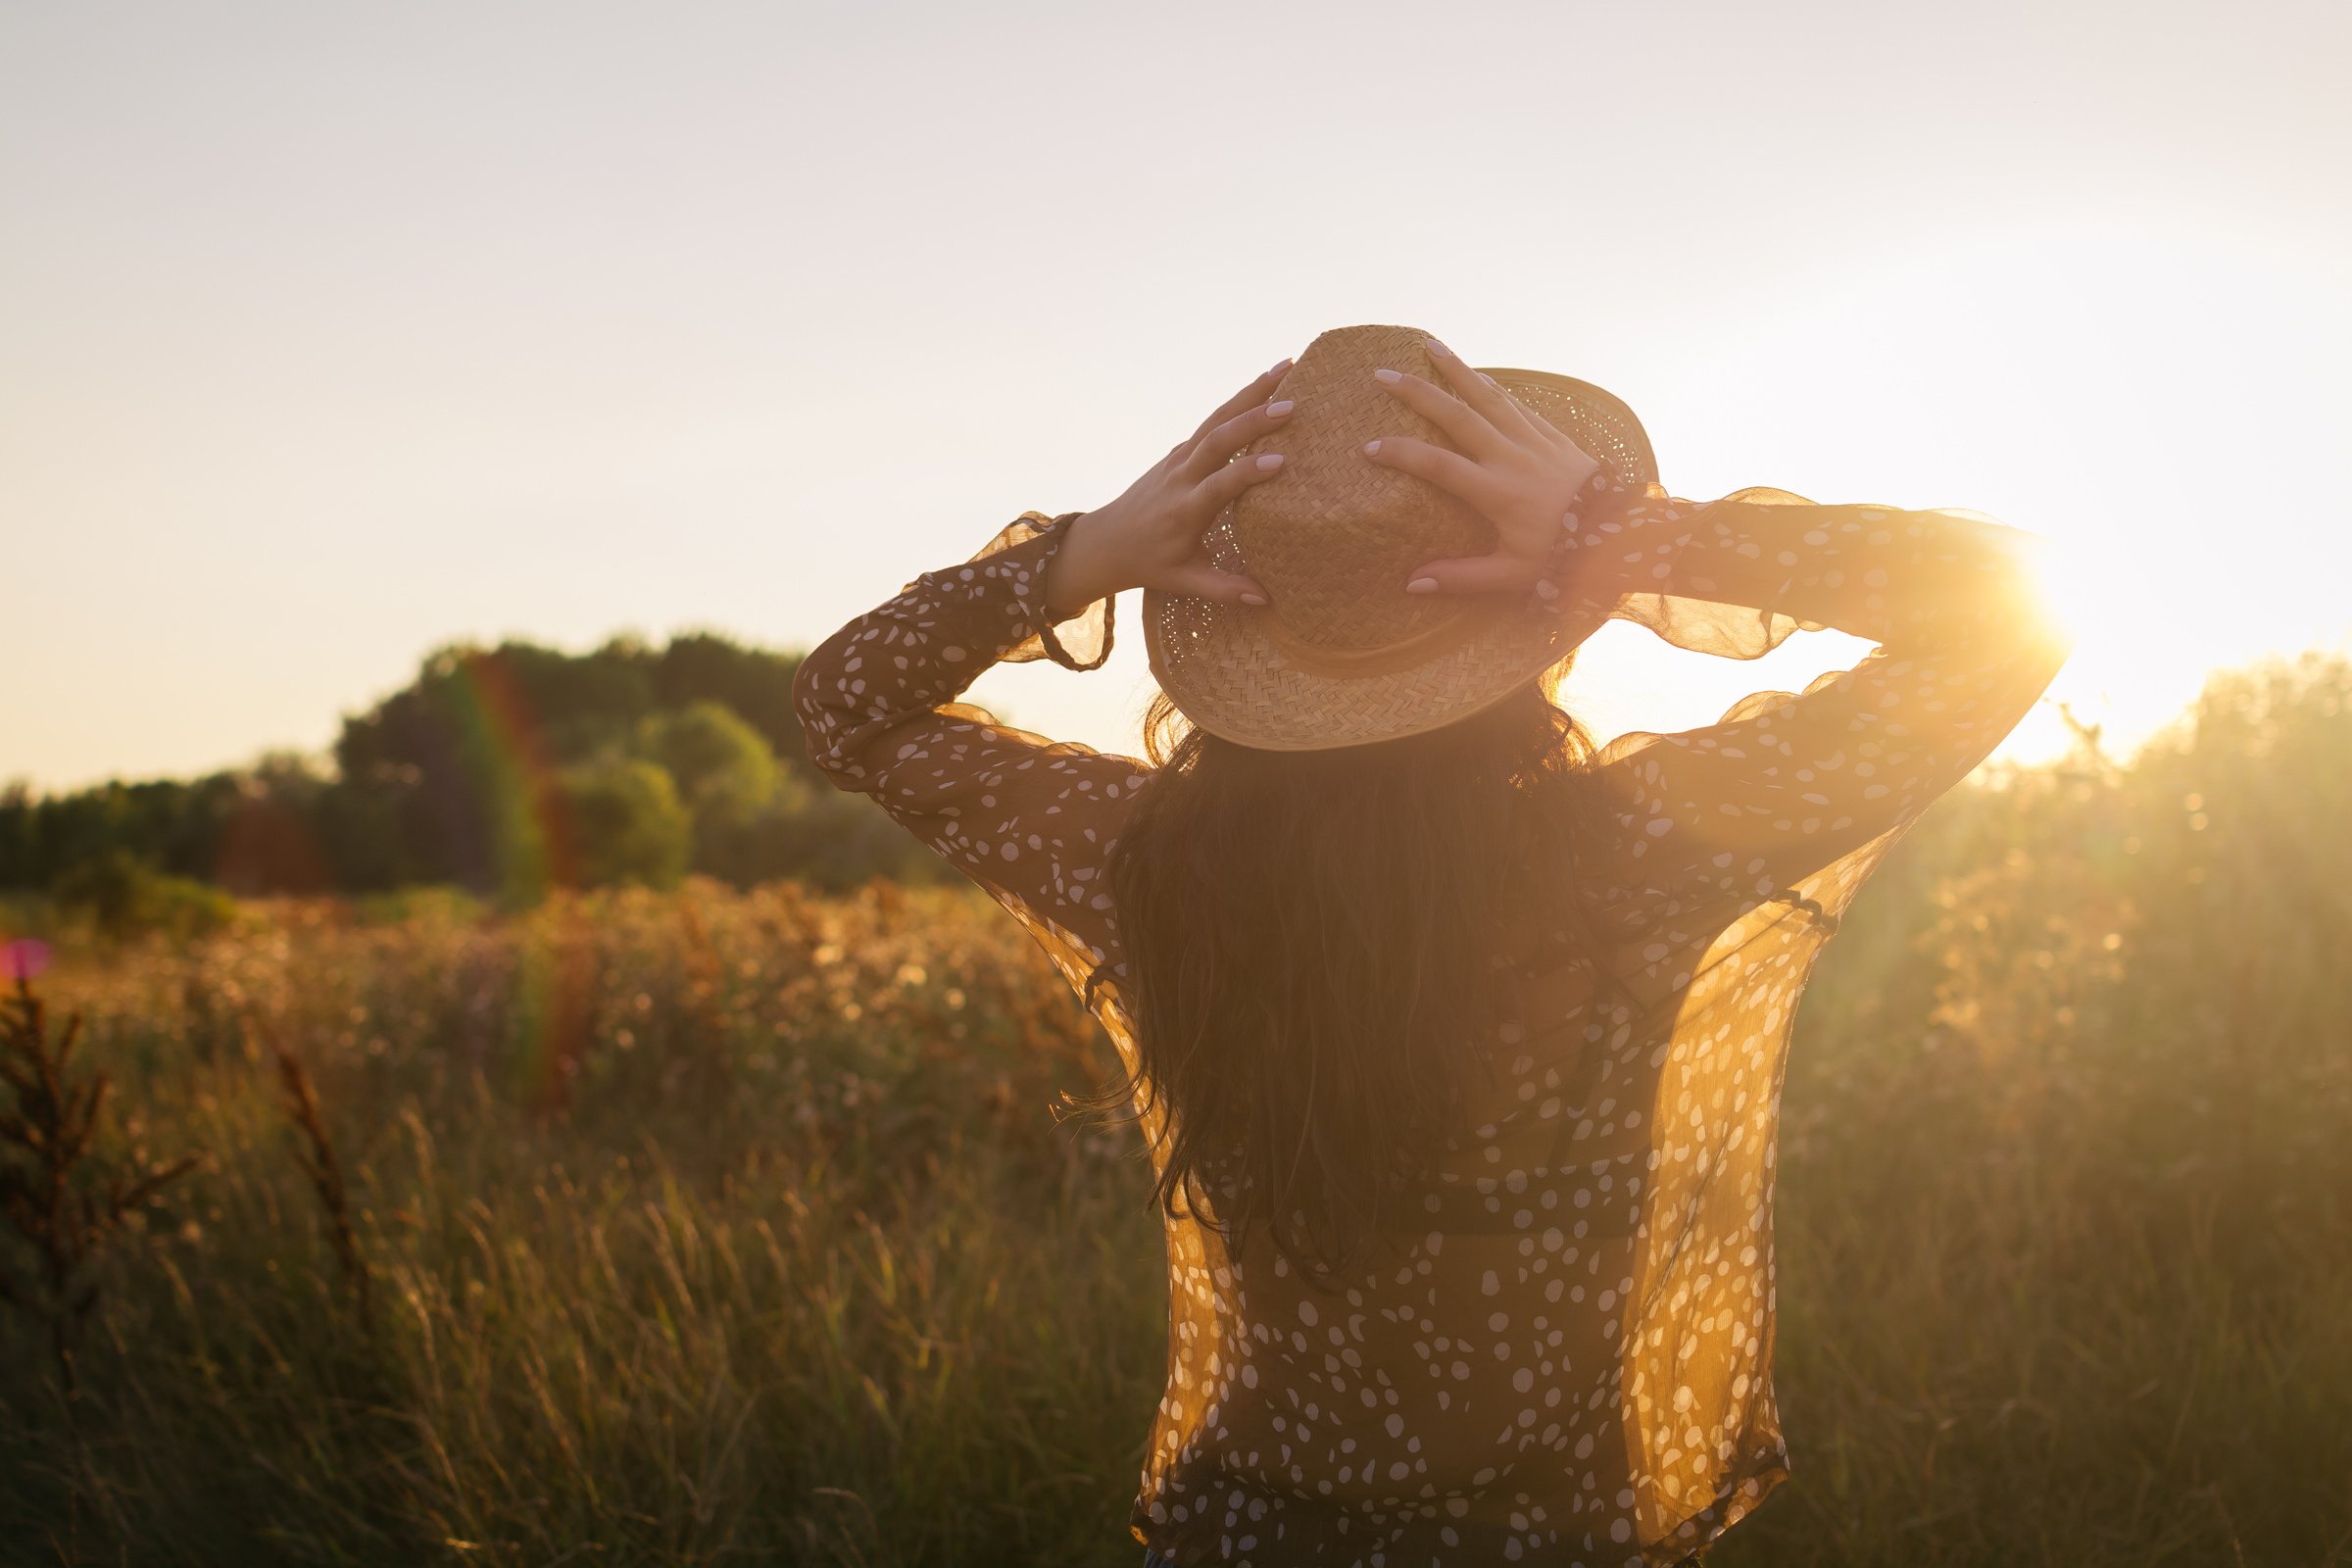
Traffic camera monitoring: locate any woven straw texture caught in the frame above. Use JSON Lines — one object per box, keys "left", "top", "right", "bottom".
{"left": 1145, "top": 323, "right": 1662, "bottom": 752}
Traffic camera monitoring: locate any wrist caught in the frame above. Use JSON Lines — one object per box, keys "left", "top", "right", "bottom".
{"left": 1534, "top": 467, "right": 1640, "bottom": 606}
{"left": 1040, "top": 511, "right": 1130, "bottom": 620}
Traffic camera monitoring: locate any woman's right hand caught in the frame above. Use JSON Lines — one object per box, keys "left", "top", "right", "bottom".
{"left": 1361, "top": 337, "right": 1610, "bottom": 599}
{"left": 1041, "top": 361, "right": 1296, "bottom": 618}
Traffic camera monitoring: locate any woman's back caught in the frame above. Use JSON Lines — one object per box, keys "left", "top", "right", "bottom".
{"left": 1144, "top": 951, "right": 1660, "bottom": 1554}
{"left": 1089, "top": 704, "right": 1900, "bottom": 1562}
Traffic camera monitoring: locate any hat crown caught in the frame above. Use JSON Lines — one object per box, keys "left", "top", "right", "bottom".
{"left": 1232, "top": 324, "right": 1488, "bottom": 652}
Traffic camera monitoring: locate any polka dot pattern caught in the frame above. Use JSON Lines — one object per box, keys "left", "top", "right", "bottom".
{"left": 794, "top": 501, "right": 2072, "bottom": 1566}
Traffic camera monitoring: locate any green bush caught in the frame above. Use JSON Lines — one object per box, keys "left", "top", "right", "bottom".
{"left": 551, "top": 757, "right": 692, "bottom": 893}
{"left": 50, "top": 850, "right": 240, "bottom": 943}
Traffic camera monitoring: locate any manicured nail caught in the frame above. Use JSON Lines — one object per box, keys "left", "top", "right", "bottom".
{"left": 1240, "top": 591, "right": 1267, "bottom": 607}
{"left": 1267, "top": 357, "right": 1293, "bottom": 377}
{"left": 1423, "top": 338, "right": 1451, "bottom": 359}
{"left": 1254, "top": 452, "right": 1284, "bottom": 470}
{"left": 1373, "top": 368, "right": 1401, "bottom": 385}
{"left": 1405, "top": 576, "right": 1439, "bottom": 594}
{"left": 1267, "top": 399, "right": 1294, "bottom": 416}
{"left": 1362, "top": 439, "right": 1381, "bottom": 456}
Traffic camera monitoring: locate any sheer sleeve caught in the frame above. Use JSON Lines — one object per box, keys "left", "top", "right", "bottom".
{"left": 790, "top": 511, "right": 1139, "bottom": 994}
{"left": 1564, "top": 486, "right": 2075, "bottom": 987}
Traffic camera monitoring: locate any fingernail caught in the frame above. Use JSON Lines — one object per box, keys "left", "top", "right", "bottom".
{"left": 1254, "top": 453, "right": 1284, "bottom": 470}
{"left": 1240, "top": 591, "right": 1267, "bottom": 607}
{"left": 1267, "top": 357, "right": 1293, "bottom": 377}
{"left": 1267, "top": 399, "right": 1294, "bottom": 416}
{"left": 1423, "top": 338, "right": 1451, "bottom": 359}
{"left": 1373, "top": 368, "right": 1401, "bottom": 385}
{"left": 1362, "top": 439, "right": 1381, "bottom": 456}
{"left": 1405, "top": 576, "right": 1439, "bottom": 594}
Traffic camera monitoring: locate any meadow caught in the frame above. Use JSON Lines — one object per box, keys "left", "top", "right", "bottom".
{"left": 2, "top": 653, "right": 2348, "bottom": 1567}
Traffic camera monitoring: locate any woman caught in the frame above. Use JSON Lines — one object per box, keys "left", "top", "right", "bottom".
{"left": 793, "top": 323, "right": 2071, "bottom": 1566}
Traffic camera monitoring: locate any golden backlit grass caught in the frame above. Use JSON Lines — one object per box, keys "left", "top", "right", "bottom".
{"left": 2, "top": 652, "right": 2347, "bottom": 1567}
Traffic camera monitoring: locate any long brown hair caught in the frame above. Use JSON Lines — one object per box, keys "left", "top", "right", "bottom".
{"left": 1073, "top": 673, "right": 1614, "bottom": 1286}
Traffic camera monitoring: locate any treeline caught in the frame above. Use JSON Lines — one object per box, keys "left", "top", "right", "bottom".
{"left": 1, "top": 632, "right": 947, "bottom": 920}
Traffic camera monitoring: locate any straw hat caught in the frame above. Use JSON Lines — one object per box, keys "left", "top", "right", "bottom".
{"left": 1144, "top": 323, "right": 1660, "bottom": 752}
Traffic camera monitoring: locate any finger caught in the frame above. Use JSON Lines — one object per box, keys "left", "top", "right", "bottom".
{"left": 1422, "top": 338, "right": 1542, "bottom": 444}
{"left": 1500, "top": 393, "right": 1604, "bottom": 480}
{"left": 1158, "top": 560, "right": 1270, "bottom": 607}
{"left": 1506, "top": 391, "right": 1574, "bottom": 449}
{"left": 1198, "top": 447, "right": 1288, "bottom": 508}
{"left": 1188, "top": 357, "right": 1296, "bottom": 446}
{"left": 1370, "top": 368, "right": 1514, "bottom": 461}
{"left": 1361, "top": 435, "right": 1511, "bottom": 514}
{"left": 1178, "top": 395, "right": 1295, "bottom": 484}
{"left": 1400, "top": 553, "right": 1545, "bottom": 598}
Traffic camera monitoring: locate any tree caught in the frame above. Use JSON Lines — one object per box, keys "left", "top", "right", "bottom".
{"left": 333, "top": 639, "right": 659, "bottom": 890}
{"left": 637, "top": 702, "right": 791, "bottom": 828}
{"left": 9, "top": 629, "right": 943, "bottom": 903}
{"left": 550, "top": 758, "right": 690, "bottom": 892}
{"left": 650, "top": 633, "right": 815, "bottom": 781}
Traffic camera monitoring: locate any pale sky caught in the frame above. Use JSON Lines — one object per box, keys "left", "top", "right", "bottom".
{"left": 5, "top": 0, "right": 2347, "bottom": 792}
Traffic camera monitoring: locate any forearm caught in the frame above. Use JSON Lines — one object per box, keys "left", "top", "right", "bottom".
{"left": 1578, "top": 487, "right": 2075, "bottom": 950}
{"left": 791, "top": 512, "right": 1113, "bottom": 789}
{"left": 1570, "top": 486, "right": 2067, "bottom": 656}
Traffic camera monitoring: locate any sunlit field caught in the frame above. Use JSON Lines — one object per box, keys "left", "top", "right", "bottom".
{"left": 3, "top": 652, "right": 2348, "bottom": 1568}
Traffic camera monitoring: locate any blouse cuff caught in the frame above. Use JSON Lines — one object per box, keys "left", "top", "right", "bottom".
{"left": 1531, "top": 466, "right": 1642, "bottom": 615}
{"left": 1002, "top": 510, "right": 1116, "bottom": 672}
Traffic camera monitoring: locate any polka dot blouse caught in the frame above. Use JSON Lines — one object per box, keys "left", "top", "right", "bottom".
{"left": 792, "top": 480, "right": 2073, "bottom": 1567}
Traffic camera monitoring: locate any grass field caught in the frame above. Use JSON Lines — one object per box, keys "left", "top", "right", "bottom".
{"left": 3, "top": 653, "right": 2348, "bottom": 1566}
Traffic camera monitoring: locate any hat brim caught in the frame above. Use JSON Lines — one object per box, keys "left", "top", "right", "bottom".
{"left": 1142, "top": 368, "right": 1653, "bottom": 753}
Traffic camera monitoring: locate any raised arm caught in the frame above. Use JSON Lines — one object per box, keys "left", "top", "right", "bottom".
{"left": 1361, "top": 339, "right": 2073, "bottom": 952}
{"left": 790, "top": 510, "right": 1146, "bottom": 984}
{"left": 1567, "top": 485, "right": 2073, "bottom": 928}
{"left": 789, "top": 360, "right": 1299, "bottom": 984}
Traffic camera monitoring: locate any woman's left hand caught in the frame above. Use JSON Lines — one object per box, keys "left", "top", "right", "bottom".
{"left": 1362, "top": 338, "right": 1607, "bottom": 598}
{"left": 1040, "top": 361, "right": 1295, "bottom": 618}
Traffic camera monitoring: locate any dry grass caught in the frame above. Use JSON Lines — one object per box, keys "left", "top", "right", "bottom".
{"left": 1, "top": 652, "right": 2347, "bottom": 1566}
{"left": 259, "top": 1013, "right": 375, "bottom": 1329}
{"left": 0, "top": 976, "right": 202, "bottom": 1403}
